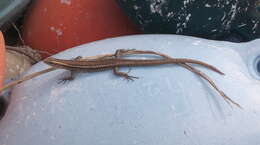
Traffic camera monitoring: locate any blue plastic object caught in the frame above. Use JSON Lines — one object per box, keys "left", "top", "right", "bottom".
{"left": 1, "top": 35, "right": 260, "bottom": 144}
{"left": 0, "top": 0, "right": 31, "bottom": 27}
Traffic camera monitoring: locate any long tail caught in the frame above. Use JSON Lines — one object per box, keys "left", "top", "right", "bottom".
{"left": 123, "top": 58, "right": 224, "bottom": 75}
{"left": 168, "top": 58, "right": 224, "bottom": 75}
{"left": 118, "top": 50, "right": 224, "bottom": 75}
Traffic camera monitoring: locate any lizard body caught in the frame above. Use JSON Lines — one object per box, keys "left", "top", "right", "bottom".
{"left": 43, "top": 57, "right": 224, "bottom": 75}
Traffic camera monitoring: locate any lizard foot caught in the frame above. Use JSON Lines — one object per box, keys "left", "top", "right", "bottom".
{"left": 122, "top": 75, "right": 139, "bottom": 81}
{"left": 58, "top": 76, "right": 74, "bottom": 84}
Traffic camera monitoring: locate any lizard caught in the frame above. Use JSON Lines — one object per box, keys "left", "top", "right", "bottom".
{"left": 43, "top": 49, "right": 224, "bottom": 81}
{"left": 43, "top": 49, "right": 241, "bottom": 108}
{"left": 0, "top": 49, "right": 241, "bottom": 108}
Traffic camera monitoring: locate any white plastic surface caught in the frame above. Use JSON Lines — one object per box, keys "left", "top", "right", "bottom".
{"left": 1, "top": 35, "right": 260, "bottom": 145}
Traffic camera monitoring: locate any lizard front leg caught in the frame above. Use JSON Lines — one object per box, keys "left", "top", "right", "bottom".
{"left": 58, "top": 56, "right": 83, "bottom": 83}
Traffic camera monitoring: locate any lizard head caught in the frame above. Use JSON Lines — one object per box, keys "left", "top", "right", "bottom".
{"left": 43, "top": 57, "right": 68, "bottom": 68}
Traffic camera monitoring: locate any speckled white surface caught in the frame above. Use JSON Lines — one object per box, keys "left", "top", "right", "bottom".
{"left": 1, "top": 34, "right": 260, "bottom": 145}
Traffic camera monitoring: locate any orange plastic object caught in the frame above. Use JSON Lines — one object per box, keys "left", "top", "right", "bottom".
{"left": 22, "top": 0, "right": 141, "bottom": 58}
{"left": 0, "top": 32, "right": 5, "bottom": 88}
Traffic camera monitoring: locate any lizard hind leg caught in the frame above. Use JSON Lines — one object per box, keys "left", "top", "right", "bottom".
{"left": 113, "top": 67, "right": 139, "bottom": 81}
{"left": 115, "top": 49, "right": 136, "bottom": 58}
{"left": 58, "top": 56, "right": 83, "bottom": 84}
{"left": 114, "top": 49, "right": 140, "bottom": 81}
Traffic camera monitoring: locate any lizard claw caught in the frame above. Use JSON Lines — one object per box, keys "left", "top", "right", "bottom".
{"left": 58, "top": 76, "right": 74, "bottom": 84}
{"left": 124, "top": 75, "right": 139, "bottom": 81}
{"left": 74, "top": 56, "right": 83, "bottom": 60}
